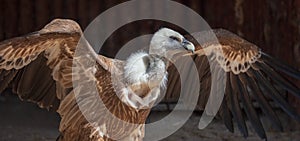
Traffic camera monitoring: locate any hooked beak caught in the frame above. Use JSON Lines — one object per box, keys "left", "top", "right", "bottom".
{"left": 182, "top": 38, "right": 195, "bottom": 53}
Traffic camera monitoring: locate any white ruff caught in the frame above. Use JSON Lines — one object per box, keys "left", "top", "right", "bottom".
{"left": 122, "top": 51, "right": 168, "bottom": 109}
{"left": 124, "top": 51, "right": 149, "bottom": 84}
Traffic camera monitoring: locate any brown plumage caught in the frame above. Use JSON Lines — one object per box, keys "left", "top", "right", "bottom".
{"left": 0, "top": 19, "right": 300, "bottom": 140}
{"left": 166, "top": 29, "right": 300, "bottom": 139}
{"left": 0, "top": 19, "right": 149, "bottom": 140}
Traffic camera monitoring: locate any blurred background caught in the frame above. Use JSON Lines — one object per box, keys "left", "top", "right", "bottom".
{"left": 0, "top": 0, "right": 300, "bottom": 140}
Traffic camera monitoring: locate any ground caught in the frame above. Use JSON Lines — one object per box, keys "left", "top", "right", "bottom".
{"left": 0, "top": 94, "right": 300, "bottom": 141}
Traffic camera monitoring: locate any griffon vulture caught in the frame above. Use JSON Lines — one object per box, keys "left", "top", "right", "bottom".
{"left": 0, "top": 19, "right": 299, "bottom": 140}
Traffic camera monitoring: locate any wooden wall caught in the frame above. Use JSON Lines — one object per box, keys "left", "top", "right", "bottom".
{"left": 0, "top": 0, "right": 299, "bottom": 64}
{"left": 0, "top": 0, "right": 299, "bottom": 108}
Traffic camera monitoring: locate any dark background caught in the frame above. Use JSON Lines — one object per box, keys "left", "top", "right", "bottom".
{"left": 0, "top": 0, "right": 300, "bottom": 140}
{"left": 1, "top": 0, "right": 300, "bottom": 64}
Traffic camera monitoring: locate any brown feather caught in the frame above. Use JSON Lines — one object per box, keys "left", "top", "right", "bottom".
{"left": 229, "top": 72, "right": 248, "bottom": 137}
{"left": 237, "top": 73, "right": 266, "bottom": 139}
{"left": 258, "top": 62, "right": 300, "bottom": 97}
{"left": 261, "top": 52, "right": 300, "bottom": 79}
{"left": 252, "top": 69, "right": 300, "bottom": 121}
{"left": 244, "top": 70, "right": 283, "bottom": 131}
{"left": 219, "top": 72, "right": 234, "bottom": 132}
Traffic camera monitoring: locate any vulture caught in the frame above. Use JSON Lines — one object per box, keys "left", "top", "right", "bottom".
{"left": 0, "top": 19, "right": 299, "bottom": 140}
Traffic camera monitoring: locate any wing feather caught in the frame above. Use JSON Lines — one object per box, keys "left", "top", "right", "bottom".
{"left": 0, "top": 69, "right": 17, "bottom": 93}
{"left": 229, "top": 72, "right": 248, "bottom": 137}
{"left": 0, "top": 30, "right": 81, "bottom": 109}
{"left": 191, "top": 29, "right": 300, "bottom": 139}
{"left": 0, "top": 19, "right": 111, "bottom": 110}
{"left": 253, "top": 69, "right": 300, "bottom": 121}
{"left": 262, "top": 52, "right": 300, "bottom": 79}
{"left": 237, "top": 73, "right": 266, "bottom": 139}
{"left": 245, "top": 70, "right": 283, "bottom": 131}
{"left": 219, "top": 74, "right": 234, "bottom": 132}
{"left": 166, "top": 29, "right": 300, "bottom": 139}
{"left": 257, "top": 61, "right": 300, "bottom": 98}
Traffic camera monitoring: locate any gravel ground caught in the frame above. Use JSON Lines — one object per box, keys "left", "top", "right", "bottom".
{"left": 0, "top": 94, "right": 60, "bottom": 141}
{"left": 157, "top": 112, "right": 300, "bottom": 141}
{"left": 0, "top": 94, "right": 300, "bottom": 141}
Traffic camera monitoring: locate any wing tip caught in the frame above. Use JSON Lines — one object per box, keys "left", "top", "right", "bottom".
{"left": 262, "top": 52, "right": 300, "bottom": 80}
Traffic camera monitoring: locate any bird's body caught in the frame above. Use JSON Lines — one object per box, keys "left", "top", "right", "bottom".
{"left": 0, "top": 19, "right": 300, "bottom": 140}
{"left": 57, "top": 50, "right": 170, "bottom": 140}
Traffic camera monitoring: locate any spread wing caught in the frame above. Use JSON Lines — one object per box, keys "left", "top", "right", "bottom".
{"left": 165, "top": 29, "right": 300, "bottom": 139}
{"left": 0, "top": 25, "right": 79, "bottom": 110}
{"left": 0, "top": 19, "right": 112, "bottom": 110}
{"left": 0, "top": 19, "right": 148, "bottom": 140}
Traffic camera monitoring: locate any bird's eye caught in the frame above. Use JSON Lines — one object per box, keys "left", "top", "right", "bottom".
{"left": 169, "top": 36, "right": 181, "bottom": 42}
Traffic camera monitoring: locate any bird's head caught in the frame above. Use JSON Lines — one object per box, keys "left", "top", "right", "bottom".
{"left": 149, "top": 28, "right": 195, "bottom": 56}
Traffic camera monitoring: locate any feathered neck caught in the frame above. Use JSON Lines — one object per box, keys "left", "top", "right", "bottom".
{"left": 120, "top": 51, "right": 168, "bottom": 109}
